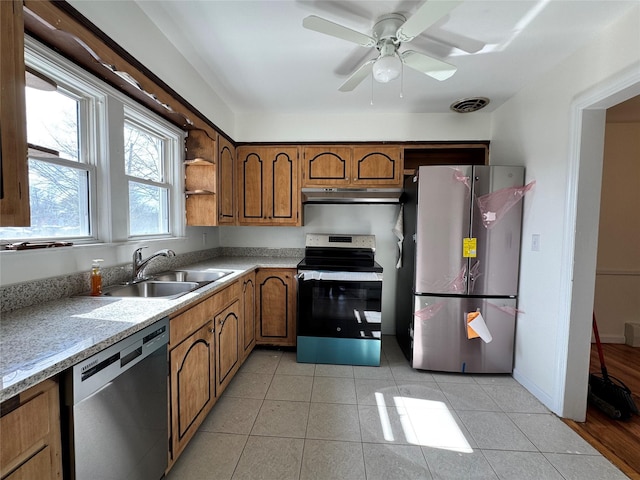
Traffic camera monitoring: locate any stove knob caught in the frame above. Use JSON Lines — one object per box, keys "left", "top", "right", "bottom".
{"left": 336, "top": 327, "right": 341, "bottom": 332}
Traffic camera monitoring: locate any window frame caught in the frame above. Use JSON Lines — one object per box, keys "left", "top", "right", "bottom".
{"left": 0, "top": 36, "right": 185, "bottom": 245}
{"left": 123, "top": 104, "right": 183, "bottom": 239}
{"left": 4, "top": 38, "right": 103, "bottom": 243}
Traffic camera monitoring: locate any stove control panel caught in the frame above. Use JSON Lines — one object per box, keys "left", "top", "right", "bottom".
{"left": 305, "top": 234, "right": 376, "bottom": 250}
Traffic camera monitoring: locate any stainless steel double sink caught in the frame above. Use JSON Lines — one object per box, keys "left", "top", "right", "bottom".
{"left": 100, "top": 269, "right": 233, "bottom": 299}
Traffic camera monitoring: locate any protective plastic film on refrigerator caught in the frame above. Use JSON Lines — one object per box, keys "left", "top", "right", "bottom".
{"left": 395, "top": 165, "right": 531, "bottom": 373}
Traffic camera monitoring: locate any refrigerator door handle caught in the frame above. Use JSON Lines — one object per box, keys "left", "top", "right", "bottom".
{"left": 468, "top": 260, "right": 481, "bottom": 293}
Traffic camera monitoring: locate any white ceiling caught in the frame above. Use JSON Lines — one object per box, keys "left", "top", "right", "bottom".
{"left": 134, "top": 0, "right": 637, "bottom": 115}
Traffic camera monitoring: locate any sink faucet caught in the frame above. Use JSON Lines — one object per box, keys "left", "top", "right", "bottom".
{"left": 132, "top": 247, "right": 176, "bottom": 282}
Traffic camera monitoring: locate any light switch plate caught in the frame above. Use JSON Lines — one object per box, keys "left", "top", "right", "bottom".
{"left": 532, "top": 234, "right": 541, "bottom": 251}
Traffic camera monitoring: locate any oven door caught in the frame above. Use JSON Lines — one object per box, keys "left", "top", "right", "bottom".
{"left": 296, "top": 270, "right": 383, "bottom": 339}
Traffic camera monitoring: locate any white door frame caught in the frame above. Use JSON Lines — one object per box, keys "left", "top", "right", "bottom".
{"left": 558, "top": 63, "right": 640, "bottom": 420}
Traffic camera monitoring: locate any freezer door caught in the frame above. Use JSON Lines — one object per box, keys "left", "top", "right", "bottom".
{"left": 411, "top": 296, "right": 517, "bottom": 373}
{"left": 415, "top": 166, "right": 473, "bottom": 294}
{"left": 470, "top": 166, "right": 525, "bottom": 296}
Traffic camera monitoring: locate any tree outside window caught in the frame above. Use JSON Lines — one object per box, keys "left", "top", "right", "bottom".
{"left": 0, "top": 86, "right": 90, "bottom": 240}
{"left": 124, "top": 120, "right": 170, "bottom": 236}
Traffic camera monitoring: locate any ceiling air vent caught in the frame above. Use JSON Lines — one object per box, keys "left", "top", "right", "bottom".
{"left": 450, "top": 97, "right": 490, "bottom": 113}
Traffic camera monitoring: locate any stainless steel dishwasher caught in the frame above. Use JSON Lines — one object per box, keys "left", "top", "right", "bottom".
{"left": 64, "top": 317, "right": 169, "bottom": 480}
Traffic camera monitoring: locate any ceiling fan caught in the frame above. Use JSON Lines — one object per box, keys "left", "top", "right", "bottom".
{"left": 303, "top": 0, "right": 465, "bottom": 92}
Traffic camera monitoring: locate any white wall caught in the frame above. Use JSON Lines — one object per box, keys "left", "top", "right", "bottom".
{"left": 0, "top": 226, "right": 220, "bottom": 286}
{"left": 67, "top": 0, "right": 236, "bottom": 138}
{"left": 490, "top": 7, "right": 640, "bottom": 418}
{"left": 236, "top": 112, "right": 490, "bottom": 142}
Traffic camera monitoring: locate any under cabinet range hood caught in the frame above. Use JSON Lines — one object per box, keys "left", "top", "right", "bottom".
{"left": 302, "top": 188, "right": 403, "bottom": 204}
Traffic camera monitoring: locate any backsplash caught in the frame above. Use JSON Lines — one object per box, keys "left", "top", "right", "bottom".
{"left": 0, "top": 247, "right": 303, "bottom": 313}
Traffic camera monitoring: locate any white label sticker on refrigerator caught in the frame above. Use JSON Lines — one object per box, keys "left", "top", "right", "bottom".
{"left": 463, "top": 238, "right": 477, "bottom": 258}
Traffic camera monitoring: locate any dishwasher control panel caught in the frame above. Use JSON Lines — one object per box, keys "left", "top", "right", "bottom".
{"left": 65, "top": 317, "right": 169, "bottom": 404}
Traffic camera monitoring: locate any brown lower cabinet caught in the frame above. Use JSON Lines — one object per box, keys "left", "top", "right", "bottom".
{"left": 240, "top": 271, "right": 257, "bottom": 361}
{"left": 215, "top": 299, "right": 241, "bottom": 394}
{"left": 0, "top": 268, "right": 297, "bottom": 478}
{"left": 168, "top": 280, "right": 241, "bottom": 468}
{"left": 0, "top": 378, "right": 62, "bottom": 480}
{"left": 255, "top": 268, "right": 297, "bottom": 347}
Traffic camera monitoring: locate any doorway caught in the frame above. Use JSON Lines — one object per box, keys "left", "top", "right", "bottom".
{"left": 561, "top": 68, "right": 640, "bottom": 421}
{"left": 566, "top": 95, "right": 640, "bottom": 477}
{"left": 594, "top": 96, "right": 640, "bottom": 342}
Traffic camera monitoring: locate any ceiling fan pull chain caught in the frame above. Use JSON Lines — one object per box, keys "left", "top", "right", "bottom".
{"left": 370, "top": 74, "right": 374, "bottom": 106}
{"left": 399, "top": 56, "right": 404, "bottom": 99}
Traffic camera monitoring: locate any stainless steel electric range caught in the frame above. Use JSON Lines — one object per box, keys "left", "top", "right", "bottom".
{"left": 296, "top": 234, "right": 383, "bottom": 366}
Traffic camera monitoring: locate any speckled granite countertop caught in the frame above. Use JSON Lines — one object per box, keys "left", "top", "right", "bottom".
{"left": 0, "top": 256, "right": 300, "bottom": 402}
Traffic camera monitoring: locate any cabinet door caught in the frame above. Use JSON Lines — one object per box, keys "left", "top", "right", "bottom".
{"left": 0, "top": 0, "right": 30, "bottom": 226}
{"left": 268, "top": 147, "right": 299, "bottom": 225}
{"left": 3, "top": 446, "right": 51, "bottom": 480}
{"left": 255, "top": 269, "right": 296, "bottom": 346}
{"left": 352, "top": 145, "right": 402, "bottom": 187}
{"left": 237, "top": 147, "right": 264, "bottom": 223}
{"left": 241, "top": 271, "right": 256, "bottom": 360}
{"left": 0, "top": 379, "right": 61, "bottom": 480}
{"left": 217, "top": 134, "right": 236, "bottom": 225}
{"left": 215, "top": 300, "right": 240, "bottom": 395}
{"left": 301, "top": 146, "right": 351, "bottom": 187}
{"left": 170, "top": 321, "right": 215, "bottom": 461}
{"left": 238, "top": 146, "right": 300, "bottom": 226}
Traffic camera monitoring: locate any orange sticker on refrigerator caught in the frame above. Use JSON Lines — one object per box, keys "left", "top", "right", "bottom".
{"left": 466, "top": 310, "right": 493, "bottom": 343}
{"left": 466, "top": 311, "right": 481, "bottom": 339}
{"left": 463, "top": 238, "right": 477, "bottom": 258}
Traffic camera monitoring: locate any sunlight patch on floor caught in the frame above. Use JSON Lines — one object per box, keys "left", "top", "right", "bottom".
{"left": 375, "top": 392, "right": 473, "bottom": 452}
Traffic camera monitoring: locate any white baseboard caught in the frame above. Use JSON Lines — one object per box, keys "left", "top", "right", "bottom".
{"left": 591, "top": 335, "right": 626, "bottom": 344}
{"left": 512, "top": 367, "right": 558, "bottom": 415}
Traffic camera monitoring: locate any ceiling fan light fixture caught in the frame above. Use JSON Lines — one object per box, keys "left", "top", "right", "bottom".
{"left": 372, "top": 54, "right": 402, "bottom": 83}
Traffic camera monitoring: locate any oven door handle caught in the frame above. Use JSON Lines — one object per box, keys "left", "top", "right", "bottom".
{"left": 296, "top": 270, "right": 383, "bottom": 282}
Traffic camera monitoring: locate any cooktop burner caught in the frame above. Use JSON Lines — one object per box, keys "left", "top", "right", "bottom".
{"left": 297, "top": 234, "right": 382, "bottom": 273}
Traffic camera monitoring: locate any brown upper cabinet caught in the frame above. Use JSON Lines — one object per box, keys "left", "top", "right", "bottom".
{"left": 184, "top": 129, "right": 216, "bottom": 226}
{"left": 180, "top": 129, "right": 238, "bottom": 227}
{"left": 237, "top": 146, "right": 300, "bottom": 226}
{"left": 216, "top": 134, "right": 236, "bottom": 225}
{"left": 0, "top": 0, "right": 30, "bottom": 226}
{"left": 301, "top": 145, "right": 403, "bottom": 188}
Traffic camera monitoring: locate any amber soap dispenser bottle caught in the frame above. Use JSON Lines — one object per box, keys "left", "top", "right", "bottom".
{"left": 90, "top": 259, "right": 104, "bottom": 296}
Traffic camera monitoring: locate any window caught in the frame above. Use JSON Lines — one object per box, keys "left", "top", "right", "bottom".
{"left": 0, "top": 68, "right": 95, "bottom": 241}
{"left": 0, "top": 37, "right": 184, "bottom": 244}
{"left": 124, "top": 115, "right": 171, "bottom": 236}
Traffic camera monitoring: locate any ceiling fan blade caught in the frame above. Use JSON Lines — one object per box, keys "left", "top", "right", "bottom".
{"left": 396, "top": 0, "right": 462, "bottom": 43}
{"left": 303, "top": 15, "right": 376, "bottom": 47}
{"left": 401, "top": 50, "right": 456, "bottom": 81}
{"left": 338, "top": 59, "right": 375, "bottom": 92}
{"left": 423, "top": 31, "right": 485, "bottom": 54}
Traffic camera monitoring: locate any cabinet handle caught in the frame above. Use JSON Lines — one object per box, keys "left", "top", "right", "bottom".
{"left": 219, "top": 318, "right": 226, "bottom": 327}
{"left": 208, "top": 327, "right": 215, "bottom": 333}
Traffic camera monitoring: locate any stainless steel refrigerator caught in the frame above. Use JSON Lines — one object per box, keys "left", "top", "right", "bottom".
{"left": 396, "top": 165, "right": 525, "bottom": 373}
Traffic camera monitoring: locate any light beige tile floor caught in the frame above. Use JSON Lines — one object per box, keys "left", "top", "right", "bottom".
{"left": 166, "top": 336, "right": 629, "bottom": 480}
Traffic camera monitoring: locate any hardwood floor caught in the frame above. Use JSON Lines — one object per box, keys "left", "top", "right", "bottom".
{"left": 564, "top": 343, "right": 640, "bottom": 480}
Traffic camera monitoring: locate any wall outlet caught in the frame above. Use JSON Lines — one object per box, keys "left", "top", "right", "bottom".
{"left": 531, "top": 234, "right": 541, "bottom": 251}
